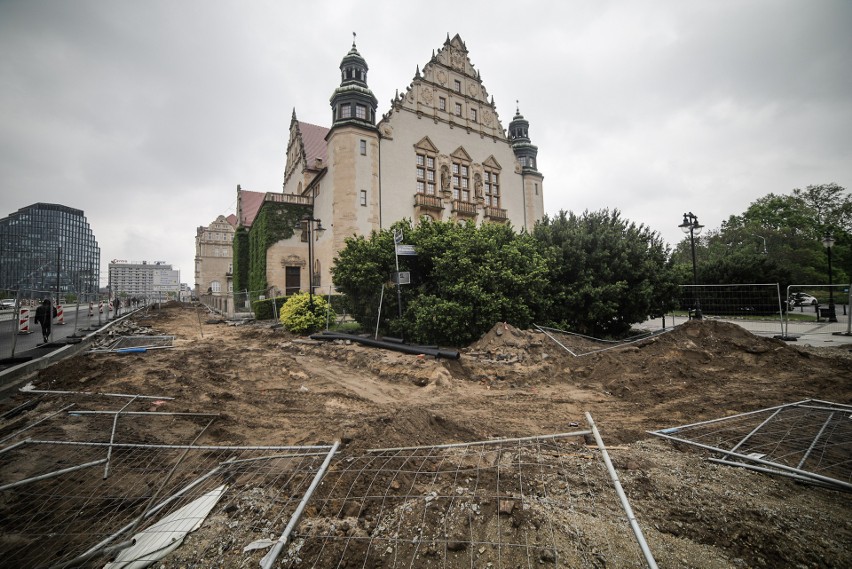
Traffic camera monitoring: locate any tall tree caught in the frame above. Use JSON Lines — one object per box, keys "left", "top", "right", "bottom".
{"left": 533, "top": 209, "right": 676, "bottom": 337}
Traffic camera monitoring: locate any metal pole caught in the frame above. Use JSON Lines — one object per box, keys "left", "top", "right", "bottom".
{"left": 103, "top": 395, "right": 138, "bottom": 479}
{"left": 0, "top": 458, "right": 107, "bottom": 492}
{"left": 586, "top": 413, "right": 658, "bottom": 569}
{"left": 375, "top": 284, "right": 384, "bottom": 340}
{"left": 826, "top": 244, "right": 837, "bottom": 322}
{"left": 368, "top": 430, "right": 592, "bottom": 453}
{"left": 796, "top": 412, "right": 834, "bottom": 469}
{"left": 261, "top": 440, "right": 340, "bottom": 569}
{"left": 307, "top": 220, "right": 314, "bottom": 310}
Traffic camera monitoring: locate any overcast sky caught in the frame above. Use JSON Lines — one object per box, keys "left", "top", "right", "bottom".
{"left": 2, "top": 0, "right": 850, "bottom": 288}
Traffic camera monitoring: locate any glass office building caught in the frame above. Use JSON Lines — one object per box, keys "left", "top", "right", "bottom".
{"left": 0, "top": 203, "right": 100, "bottom": 297}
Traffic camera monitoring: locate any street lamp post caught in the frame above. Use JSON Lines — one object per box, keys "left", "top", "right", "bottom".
{"left": 679, "top": 212, "right": 704, "bottom": 320}
{"left": 750, "top": 234, "right": 768, "bottom": 255}
{"left": 300, "top": 216, "right": 325, "bottom": 310}
{"left": 821, "top": 234, "right": 837, "bottom": 323}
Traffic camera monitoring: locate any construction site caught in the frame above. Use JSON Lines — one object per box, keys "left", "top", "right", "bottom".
{"left": 1, "top": 302, "right": 851, "bottom": 568}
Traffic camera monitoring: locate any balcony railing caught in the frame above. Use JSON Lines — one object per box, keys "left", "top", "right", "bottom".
{"left": 414, "top": 193, "right": 444, "bottom": 210}
{"left": 265, "top": 192, "right": 313, "bottom": 206}
{"left": 484, "top": 206, "right": 508, "bottom": 221}
{"left": 451, "top": 200, "right": 478, "bottom": 216}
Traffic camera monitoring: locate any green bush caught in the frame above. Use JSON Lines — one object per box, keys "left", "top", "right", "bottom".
{"left": 279, "top": 293, "right": 334, "bottom": 335}
{"left": 252, "top": 296, "right": 287, "bottom": 320}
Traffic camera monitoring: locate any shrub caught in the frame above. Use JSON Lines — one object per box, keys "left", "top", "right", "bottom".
{"left": 279, "top": 293, "right": 334, "bottom": 335}
{"left": 252, "top": 296, "right": 287, "bottom": 320}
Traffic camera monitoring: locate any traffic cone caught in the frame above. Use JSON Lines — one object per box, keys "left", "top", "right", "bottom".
{"left": 56, "top": 304, "right": 65, "bottom": 325}
{"left": 18, "top": 307, "right": 31, "bottom": 334}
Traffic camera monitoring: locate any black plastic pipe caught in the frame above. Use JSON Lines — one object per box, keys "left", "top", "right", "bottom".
{"left": 310, "top": 332, "right": 459, "bottom": 359}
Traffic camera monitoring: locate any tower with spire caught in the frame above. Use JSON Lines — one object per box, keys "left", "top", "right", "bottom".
{"left": 241, "top": 33, "right": 546, "bottom": 303}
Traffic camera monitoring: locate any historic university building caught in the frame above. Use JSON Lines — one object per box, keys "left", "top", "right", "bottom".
{"left": 233, "top": 33, "right": 545, "bottom": 299}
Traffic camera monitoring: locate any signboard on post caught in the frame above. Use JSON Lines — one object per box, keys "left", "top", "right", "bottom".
{"left": 395, "top": 244, "right": 417, "bottom": 256}
{"left": 395, "top": 271, "right": 411, "bottom": 285}
{"left": 393, "top": 230, "right": 403, "bottom": 245}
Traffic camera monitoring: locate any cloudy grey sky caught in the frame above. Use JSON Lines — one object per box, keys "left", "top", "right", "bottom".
{"left": 2, "top": 0, "right": 850, "bottom": 288}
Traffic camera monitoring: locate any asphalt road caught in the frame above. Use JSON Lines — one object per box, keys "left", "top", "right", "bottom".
{"left": 0, "top": 305, "right": 123, "bottom": 359}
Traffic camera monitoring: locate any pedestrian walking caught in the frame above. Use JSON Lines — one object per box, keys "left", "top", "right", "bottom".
{"left": 114, "top": 296, "right": 121, "bottom": 316}
{"left": 34, "top": 298, "right": 57, "bottom": 343}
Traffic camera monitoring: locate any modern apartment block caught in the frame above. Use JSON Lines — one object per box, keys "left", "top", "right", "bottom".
{"left": 108, "top": 260, "right": 180, "bottom": 299}
{"left": 0, "top": 203, "right": 100, "bottom": 296}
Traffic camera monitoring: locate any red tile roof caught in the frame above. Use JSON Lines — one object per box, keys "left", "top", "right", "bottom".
{"left": 299, "top": 121, "right": 329, "bottom": 167}
{"left": 225, "top": 214, "right": 238, "bottom": 227}
{"left": 238, "top": 190, "right": 266, "bottom": 228}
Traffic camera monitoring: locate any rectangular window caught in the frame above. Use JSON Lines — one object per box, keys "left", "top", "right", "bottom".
{"left": 360, "top": 140, "right": 367, "bottom": 155}
{"left": 454, "top": 79, "right": 462, "bottom": 93}
{"left": 360, "top": 190, "right": 367, "bottom": 206}
{"left": 356, "top": 105, "right": 366, "bottom": 119}
{"left": 439, "top": 97, "right": 446, "bottom": 111}
{"left": 452, "top": 162, "right": 470, "bottom": 202}
{"left": 454, "top": 102, "right": 462, "bottom": 116}
{"left": 416, "top": 151, "right": 437, "bottom": 195}
{"left": 485, "top": 171, "right": 500, "bottom": 207}
{"left": 470, "top": 108, "right": 477, "bottom": 122}
{"left": 340, "top": 104, "right": 351, "bottom": 119}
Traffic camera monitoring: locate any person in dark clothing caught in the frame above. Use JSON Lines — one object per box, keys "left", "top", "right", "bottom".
{"left": 34, "top": 298, "right": 57, "bottom": 343}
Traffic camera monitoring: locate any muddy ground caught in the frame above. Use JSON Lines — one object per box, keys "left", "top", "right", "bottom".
{"left": 1, "top": 302, "right": 851, "bottom": 568}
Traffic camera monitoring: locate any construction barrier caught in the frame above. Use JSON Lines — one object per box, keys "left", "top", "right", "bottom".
{"left": 56, "top": 304, "right": 65, "bottom": 325}
{"left": 18, "top": 307, "right": 31, "bottom": 335}
{"left": 99, "top": 301, "right": 104, "bottom": 314}
{"left": 88, "top": 302, "right": 94, "bottom": 317}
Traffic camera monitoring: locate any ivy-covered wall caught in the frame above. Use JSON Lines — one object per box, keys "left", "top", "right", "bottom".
{"left": 232, "top": 227, "right": 249, "bottom": 294}
{"left": 247, "top": 202, "right": 312, "bottom": 294}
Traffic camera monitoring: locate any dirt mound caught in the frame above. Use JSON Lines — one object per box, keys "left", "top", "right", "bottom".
{"left": 2, "top": 306, "right": 851, "bottom": 568}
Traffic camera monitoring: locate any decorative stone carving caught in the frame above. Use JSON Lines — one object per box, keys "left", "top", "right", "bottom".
{"left": 436, "top": 70, "right": 447, "bottom": 85}
{"left": 482, "top": 111, "right": 493, "bottom": 126}
{"left": 450, "top": 48, "right": 464, "bottom": 70}
{"left": 281, "top": 255, "right": 305, "bottom": 268}
{"left": 421, "top": 87, "right": 434, "bottom": 105}
{"left": 468, "top": 83, "right": 478, "bottom": 97}
{"left": 380, "top": 123, "right": 393, "bottom": 138}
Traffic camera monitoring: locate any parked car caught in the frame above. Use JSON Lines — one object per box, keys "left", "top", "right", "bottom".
{"left": 0, "top": 299, "right": 17, "bottom": 310}
{"left": 788, "top": 293, "right": 818, "bottom": 308}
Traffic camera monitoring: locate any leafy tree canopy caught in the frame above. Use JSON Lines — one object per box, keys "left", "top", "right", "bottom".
{"left": 673, "top": 184, "right": 850, "bottom": 288}
{"left": 533, "top": 209, "right": 676, "bottom": 337}
{"left": 332, "top": 219, "right": 550, "bottom": 346}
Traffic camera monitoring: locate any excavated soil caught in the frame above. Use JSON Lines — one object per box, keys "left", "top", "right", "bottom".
{"left": 1, "top": 302, "right": 851, "bottom": 568}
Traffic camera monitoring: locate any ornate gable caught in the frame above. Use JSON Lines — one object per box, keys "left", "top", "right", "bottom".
{"left": 283, "top": 111, "right": 307, "bottom": 186}
{"left": 379, "top": 33, "right": 507, "bottom": 141}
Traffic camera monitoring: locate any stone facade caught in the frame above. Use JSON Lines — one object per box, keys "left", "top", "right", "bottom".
{"left": 239, "top": 33, "right": 545, "bottom": 297}
{"left": 194, "top": 214, "right": 236, "bottom": 295}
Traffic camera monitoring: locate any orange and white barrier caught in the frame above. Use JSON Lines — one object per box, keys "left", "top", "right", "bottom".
{"left": 108, "top": 301, "right": 114, "bottom": 313}
{"left": 18, "top": 307, "right": 31, "bottom": 334}
{"left": 99, "top": 301, "right": 104, "bottom": 314}
{"left": 56, "top": 304, "right": 65, "bottom": 325}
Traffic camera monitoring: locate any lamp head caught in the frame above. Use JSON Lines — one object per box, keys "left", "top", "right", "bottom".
{"left": 678, "top": 213, "right": 691, "bottom": 233}
{"left": 822, "top": 234, "right": 835, "bottom": 249}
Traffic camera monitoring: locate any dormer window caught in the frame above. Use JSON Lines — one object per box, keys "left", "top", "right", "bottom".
{"left": 340, "top": 104, "right": 352, "bottom": 119}
{"left": 356, "top": 105, "right": 367, "bottom": 119}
